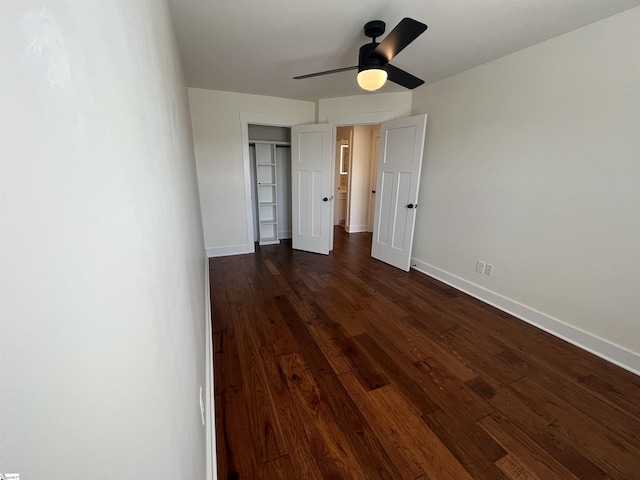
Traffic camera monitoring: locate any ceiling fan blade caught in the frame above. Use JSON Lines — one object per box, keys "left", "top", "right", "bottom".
{"left": 293, "top": 65, "right": 358, "bottom": 80}
{"left": 387, "top": 64, "right": 424, "bottom": 89}
{"left": 372, "top": 18, "right": 427, "bottom": 62}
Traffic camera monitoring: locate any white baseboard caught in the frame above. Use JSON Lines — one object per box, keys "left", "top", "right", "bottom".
{"left": 278, "top": 231, "right": 292, "bottom": 239}
{"left": 411, "top": 258, "right": 640, "bottom": 376}
{"left": 206, "top": 243, "right": 254, "bottom": 258}
{"left": 203, "top": 255, "right": 217, "bottom": 480}
{"left": 345, "top": 224, "right": 369, "bottom": 233}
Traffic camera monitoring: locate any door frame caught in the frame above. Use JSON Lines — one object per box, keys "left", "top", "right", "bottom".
{"left": 334, "top": 127, "right": 354, "bottom": 227}
{"left": 240, "top": 112, "right": 300, "bottom": 254}
{"left": 327, "top": 111, "right": 393, "bottom": 247}
{"left": 367, "top": 126, "right": 381, "bottom": 232}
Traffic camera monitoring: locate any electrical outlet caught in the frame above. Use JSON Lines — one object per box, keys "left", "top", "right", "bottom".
{"left": 484, "top": 263, "right": 493, "bottom": 276}
{"left": 476, "top": 260, "right": 485, "bottom": 274}
{"left": 199, "top": 386, "right": 205, "bottom": 426}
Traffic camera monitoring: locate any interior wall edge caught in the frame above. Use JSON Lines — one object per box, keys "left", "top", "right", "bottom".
{"left": 411, "top": 257, "right": 640, "bottom": 377}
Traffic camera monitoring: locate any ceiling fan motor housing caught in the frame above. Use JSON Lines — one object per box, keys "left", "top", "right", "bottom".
{"left": 358, "top": 42, "right": 387, "bottom": 72}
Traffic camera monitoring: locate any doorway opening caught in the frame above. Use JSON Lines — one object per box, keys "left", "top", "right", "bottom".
{"left": 248, "top": 124, "right": 292, "bottom": 246}
{"left": 334, "top": 124, "right": 381, "bottom": 240}
{"left": 290, "top": 112, "right": 426, "bottom": 270}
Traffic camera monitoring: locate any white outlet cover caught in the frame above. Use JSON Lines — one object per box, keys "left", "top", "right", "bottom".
{"left": 476, "top": 260, "right": 485, "bottom": 273}
{"left": 199, "top": 386, "right": 205, "bottom": 426}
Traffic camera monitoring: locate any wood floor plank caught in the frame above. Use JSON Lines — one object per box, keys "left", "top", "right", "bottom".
{"left": 306, "top": 323, "right": 352, "bottom": 375}
{"left": 479, "top": 412, "right": 581, "bottom": 480}
{"left": 308, "top": 292, "right": 367, "bottom": 336}
{"left": 494, "top": 454, "right": 540, "bottom": 480}
{"left": 213, "top": 323, "right": 241, "bottom": 397}
{"left": 230, "top": 306, "right": 287, "bottom": 463}
{"left": 366, "top": 384, "right": 474, "bottom": 480}
{"left": 352, "top": 333, "right": 439, "bottom": 417}
{"left": 278, "top": 352, "right": 368, "bottom": 479}
{"left": 255, "top": 454, "right": 295, "bottom": 480}
{"left": 258, "top": 298, "right": 299, "bottom": 356}
{"left": 213, "top": 394, "right": 229, "bottom": 480}
{"left": 210, "top": 228, "right": 640, "bottom": 479}
{"left": 255, "top": 346, "right": 324, "bottom": 480}
{"left": 523, "top": 366, "right": 640, "bottom": 446}
{"left": 366, "top": 300, "right": 451, "bottom": 363}
{"left": 423, "top": 408, "right": 508, "bottom": 480}
{"left": 579, "top": 373, "right": 640, "bottom": 421}
{"left": 414, "top": 356, "right": 495, "bottom": 421}
{"left": 470, "top": 378, "right": 611, "bottom": 479}
{"left": 273, "top": 294, "right": 404, "bottom": 480}
{"left": 511, "top": 375, "right": 640, "bottom": 479}
{"left": 320, "top": 318, "right": 389, "bottom": 391}
{"left": 339, "top": 372, "right": 427, "bottom": 480}
{"left": 219, "top": 388, "right": 257, "bottom": 478}
{"left": 441, "top": 328, "right": 528, "bottom": 385}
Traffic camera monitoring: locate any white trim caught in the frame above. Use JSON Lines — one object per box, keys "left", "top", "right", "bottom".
{"left": 206, "top": 244, "right": 253, "bottom": 258}
{"left": 327, "top": 111, "right": 393, "bottom": 126}
{"left": 345, "top": 127, "right": 354, "bottom": 235}
{"left": 345, "top": 224, "right": 369, "bottom": 233}
{"left": 248, "top": 140, "right": 291, "bottom": 146}
{"left": 203, "top": 254, "right": 217, "bottom": 480}
{"left": 239, "top": 111, "right": 301, "bottom": 257}
{"left": 278, "top": 230, "right": 292, "bottom": 239}
{"left": 411, "top": 258, "right": 640, "bottom": 376}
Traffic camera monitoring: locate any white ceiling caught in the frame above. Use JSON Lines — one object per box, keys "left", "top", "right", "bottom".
{"left": 167, "top": 0, "right": 640, "bottom": 101}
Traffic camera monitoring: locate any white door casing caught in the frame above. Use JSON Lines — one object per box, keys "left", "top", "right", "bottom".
{"left": 371, "top": 114, "right": 427, "bottom": 271}
{"left": 291, "top": 123, "right": 333, "bottom": 255}
{"left": 368, "top": 126, "right": 381, "bottom": 232}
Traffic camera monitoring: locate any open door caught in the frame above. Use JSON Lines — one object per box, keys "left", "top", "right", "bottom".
{"left": 291, "top": 123, "right": 333, "bottom": 254}
{"left": 371, "top": 114, "right": 427, "bottom": 271}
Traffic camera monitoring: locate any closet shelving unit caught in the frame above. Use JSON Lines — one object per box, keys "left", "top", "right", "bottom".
{"left": 253, "top": 142, "right": 283, "bottom": 245}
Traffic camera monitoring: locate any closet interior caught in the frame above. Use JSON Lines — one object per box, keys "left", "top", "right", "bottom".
{"left": 249, "top": 125, "right": 292, "bottom": 245}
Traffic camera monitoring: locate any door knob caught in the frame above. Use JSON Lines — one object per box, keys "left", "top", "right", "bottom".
{"left": 323, "top": 197, "right": 328, "bottom": 202}
{"left": 371, "top": 190, "right": 376, "bottom": 194}
{"left": 407, "top": 203, "right": 414, "bottom": 209}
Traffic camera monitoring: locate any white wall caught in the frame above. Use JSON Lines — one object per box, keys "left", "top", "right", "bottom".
{"left": 347, "top": 125, "right": 376, "bottom": 233}
{"left": 318, "top": 91, "right": 412, "bottom": 123}
{"left": 0, "top": 1, "right": 210, "bottom": 478}
{"left": 411, "top": 7, "right": 640, "bottom": 372}
{"left": 188, "top": 89, "right": 314, "bottom": 254}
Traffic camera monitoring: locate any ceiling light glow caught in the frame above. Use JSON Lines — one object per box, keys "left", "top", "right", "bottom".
{"left": 357, "top": 67, "right": 388, "bottom": 91}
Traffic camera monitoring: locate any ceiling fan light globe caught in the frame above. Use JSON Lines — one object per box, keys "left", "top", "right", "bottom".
{"left": 357, "top": 68, "right": 388, "bottom": 91}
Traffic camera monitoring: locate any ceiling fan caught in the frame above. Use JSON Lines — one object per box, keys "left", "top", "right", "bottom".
{"left": 293, "top": 18, "right": 428, "bottom": 92}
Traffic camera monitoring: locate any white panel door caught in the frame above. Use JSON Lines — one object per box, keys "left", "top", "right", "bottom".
{"left": 371, "top": 114, "right": 427, "bottom": 271}
{"left": 291, "top": 123, "right": 333, "bottom": 255}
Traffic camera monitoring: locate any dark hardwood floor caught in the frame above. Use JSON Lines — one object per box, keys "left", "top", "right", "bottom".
{"left": 210, "top": 227, "right": 640, "bottom": 479}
